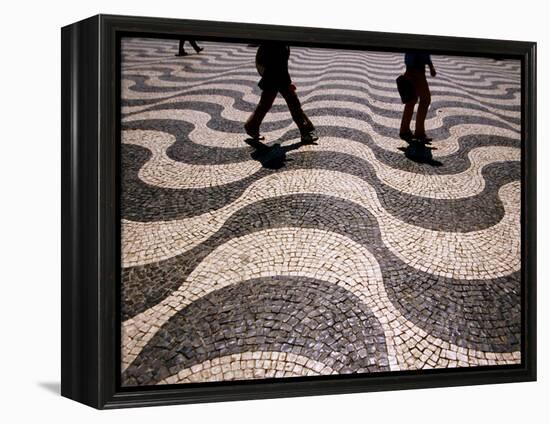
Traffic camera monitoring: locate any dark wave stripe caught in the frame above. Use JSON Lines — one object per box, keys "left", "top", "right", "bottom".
{"left": 120, "top": 49, "right": 519, "bottom": 83}
{"left": 123, "top": 108, "right": 518, "bottom": 172}
{"left": 122, "top": 53, "right": 519, "bottom": 85}
{"left": 121, "top": 193, "right": 520, "bottom": 356}
{"left": 120, "top": 44, "right": 521, "bottom": 80}
{"left": 124, "top": 68, "right": 521, "bottom": 106}
{"left": 287, "top": 61, "right": 520, "bottom": 85}
{"left": 121, "top": 98, "right": 519, "bottom": 153}
{"left": 121, "top": 50, "right": 520, "bottom": 84}
{"left": 121, "top": 80, "right": 521, "bottom": 122}
{"left": 139, "top": 44, "right": 520, "bottom": 76}
{"left": 121, "top": 129, "right": 518, "bottom": 228}
{"left": 122, "top": 46, "right": 256, "bottom": 67}
{"left": 121, "top": 86, "right": 520, "bottom": 128}
{"left": 121, "top": 53, "right": 252, "bottom": 71}
{"left": 121, "top": 80, "right": 520, "bottom": 122}
{"left": 124, "top": 58, "right": 521, "bottom": 96}
{"left": 134, "top": 67, "right": 520, "bottom": 103}
{"left": 307, "top": 93, "right": 519, "bottom": 124}
{"left": 121, "top": 276, "right": 390, "bottom": 386}
{"left": 121, "top": 42, "right": 254, "bottom": 57}
{"left": 122, "top": 142, "right": 260, "bottom": 221}
{"left": 123, "top": 40, "right": 520, "bottom": 72}
{"left": 123, "top": 52, "right": 521, "bottom": 85}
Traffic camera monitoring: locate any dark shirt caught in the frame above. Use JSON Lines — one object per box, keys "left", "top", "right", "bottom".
{"left": 256, "top": 43, "right": 292, "bottom": 91}
{"left": 405, "top": 53, "right": 432, "bottom": 71}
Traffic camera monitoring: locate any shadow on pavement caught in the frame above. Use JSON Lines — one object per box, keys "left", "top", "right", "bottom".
{"left": 245, "top": 138, "right": 315, "bottom": 169}
{"left": 399, "top": 141, "right": 443, "bottom": 167}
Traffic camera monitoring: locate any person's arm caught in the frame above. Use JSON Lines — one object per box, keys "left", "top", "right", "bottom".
{"left": 427, "top": 55, "right": 436, "bottom": 77}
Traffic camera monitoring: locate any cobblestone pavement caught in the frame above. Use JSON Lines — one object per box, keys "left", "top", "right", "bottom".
{"left": 119, "top": 38, "right": 521, "bottom": 387}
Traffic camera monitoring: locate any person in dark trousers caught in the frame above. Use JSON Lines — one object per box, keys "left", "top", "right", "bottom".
{"left": 175, "top": 39, "right": 203, "bottom": 56}
{"left": 245, "top": 42, "right": 318, "bottom": 144}
{"left": 399, "top": 52, "right": 436, "bottom": 143}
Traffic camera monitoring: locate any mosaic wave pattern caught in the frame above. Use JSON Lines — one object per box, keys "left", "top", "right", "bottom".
{"left": 120, "top": 38, "right": 521, "bottom": 387}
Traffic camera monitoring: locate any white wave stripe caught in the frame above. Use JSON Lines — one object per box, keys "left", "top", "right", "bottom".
{"left": 433, "top": 62, "right": 519, "bottom": 75}
{"left": 121, "top": 57, "right": 251, "bottom": 71}
{"left": 121, "top": 43, "right": 255, "bottom": 58}
{"left": 122, "top": 106, "right": 519, "bottom": 158}
{"left": 297, "top": 50, "right": 521, "bottom": 75}
{"left": 122, "top": 56, "right": 250, "bottom": 70}
{"left": 125, "top": 63, "right": 520, "bottom": 100}
{"left": 288, "top": 53, "right": 520, "bottom": 77}
{"left": 121, "top": 51, "right": 255, "bottom": 71}
{"left": 157, "top": 351, "right": 337, "bottom": 384}
{"left": 354, "top": 146, "right": 521, "bottom": 200}
{"left": 297, "top": 139, "right": 519, "bottom": 199}
{"left": 170, "top": 55, "right": 521, "bottom": 85}
{"left": 122, "top": 40, "right": 520, "bottom": 73}
{"left": 123, "top": 48, "right": 520, "bottom": 85}
{"left": 121, "top": 40, "right": 483, "bottom": 62}
{"left": 122, "top": 44, "right": 399, "bottom": 66}
{"left": 122, "top": 94, "right": 519, "bottom": 133}
{"left": 123, "top": 71, "right": 521, "bottom": 108}
{"left": 123, "top": 46, "right": 519, "bottom": 78}
{"left": 120, "top": 53, "right": 521, "bottom": 97}
{"left": 122, "top": 58, "right": 521, "bottom": 90}
{"left": 123, "top": 130, "right": 262, "bottom": 189}
{"left": 122, "top": 227, "right": 520, "bottom": 372}
{"left": 122, "top": 169, "right": 520, "bottom": 282}
{"left": 121, "top": 79, "right": 520, "bottom": 117}
{"left": 125, "top": 52, "right": 520, "bottom": 84}
{"left": 122, "top": 49, "right": 409, "bottom": 71}
{"left": 123, "top": 43, "right": 520, "bottom": 77}
{"left": 121, "top": 83, "right": 521, "bottom": 128}
{"left": 122, "top": 56, "right": 520, "bottom": 93}
{"left": 122, "top": 82, "right": 521, "bottom": 122}
{"left": 434, "top": 72, "right": 519, "bottom": 89}
{"left": 123, "top": 47, "right": 255, "bottom": 68}
{"left": 126, "top": 127, "right": 519, "bottom": 199}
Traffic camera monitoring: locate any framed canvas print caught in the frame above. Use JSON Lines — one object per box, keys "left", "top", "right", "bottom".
{"left": 61, "top": 14, "right": 537, "bottom": 409}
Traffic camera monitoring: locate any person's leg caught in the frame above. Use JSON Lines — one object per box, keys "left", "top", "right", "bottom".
{"left": 189, "top": 39, "right": 203, "bottom": 53}
{"left": 399, "top": 69, "right": 417, "bottom": 140}
{"left": 414, "top": 74, "right": 431, "bottom": 138}
{"left": 400, "top": 99, "right": 416, "bottom": 139}
{"left": 280, "top": 87, "right": 316, "bottom": 139}
{"left": 302, "top": 113, "right": 314, "bottom": 133}
{"left": 176, "top": 39, "right": 187, "bottom": 56}
{"left": 245, "top": 89, "right": 277, "bottom": 137}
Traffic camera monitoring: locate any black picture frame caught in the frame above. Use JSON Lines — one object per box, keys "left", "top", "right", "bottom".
{"left": 61, "top": 14, "right": 537, "bottom": 409}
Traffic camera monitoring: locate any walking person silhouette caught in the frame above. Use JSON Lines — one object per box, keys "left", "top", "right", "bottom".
{"left": 175, "top": 39, "right": 203, "bottom": 56}
{"left": 399, "top": 52, "right": 436, "bottom": 143}
{"left": 245, "top": 42, "right": 318, "bottom": 144}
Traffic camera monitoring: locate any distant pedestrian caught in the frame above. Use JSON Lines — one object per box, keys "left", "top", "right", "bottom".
{"left": 245, "top": 42, "right": 318, "bottom": 144}
{"left": 399, "top": 52, "right": 436, "bottom": 143}
{"left": 175, "top": 39, "right": 203, "bottom": 56}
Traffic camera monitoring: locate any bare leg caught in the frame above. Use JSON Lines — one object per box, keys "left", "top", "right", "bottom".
{"left": 400, "top": 99, "right": 417, "bottom": 137}
{"left": 414, "top": 75, "right": 431, "bottom": 137}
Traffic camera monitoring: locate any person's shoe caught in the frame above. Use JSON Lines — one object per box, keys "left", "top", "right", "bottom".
{"left": 196, "top": 47, "right": 204, "bottom": 53}
{"left": 399, "top": 130, "right": 414, "bottom": 142}
{"left": 414, "top": 133, "right": 433, "bottom": 143}
{"left": 301, "top": 131, "right": 319, "bottom": 144}
{"left": 244, "top": 122, "right": 263, "bottom": 140}
{"left": 175, "top": 51, "right": 188, "bottom": 57}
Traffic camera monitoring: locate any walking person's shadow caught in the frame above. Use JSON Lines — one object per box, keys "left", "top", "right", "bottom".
{"left": 245, "top": 137, "right": 313, "bottom": 169}
{"left": 398, "top": 140, "right": 443, "bottom": 167}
